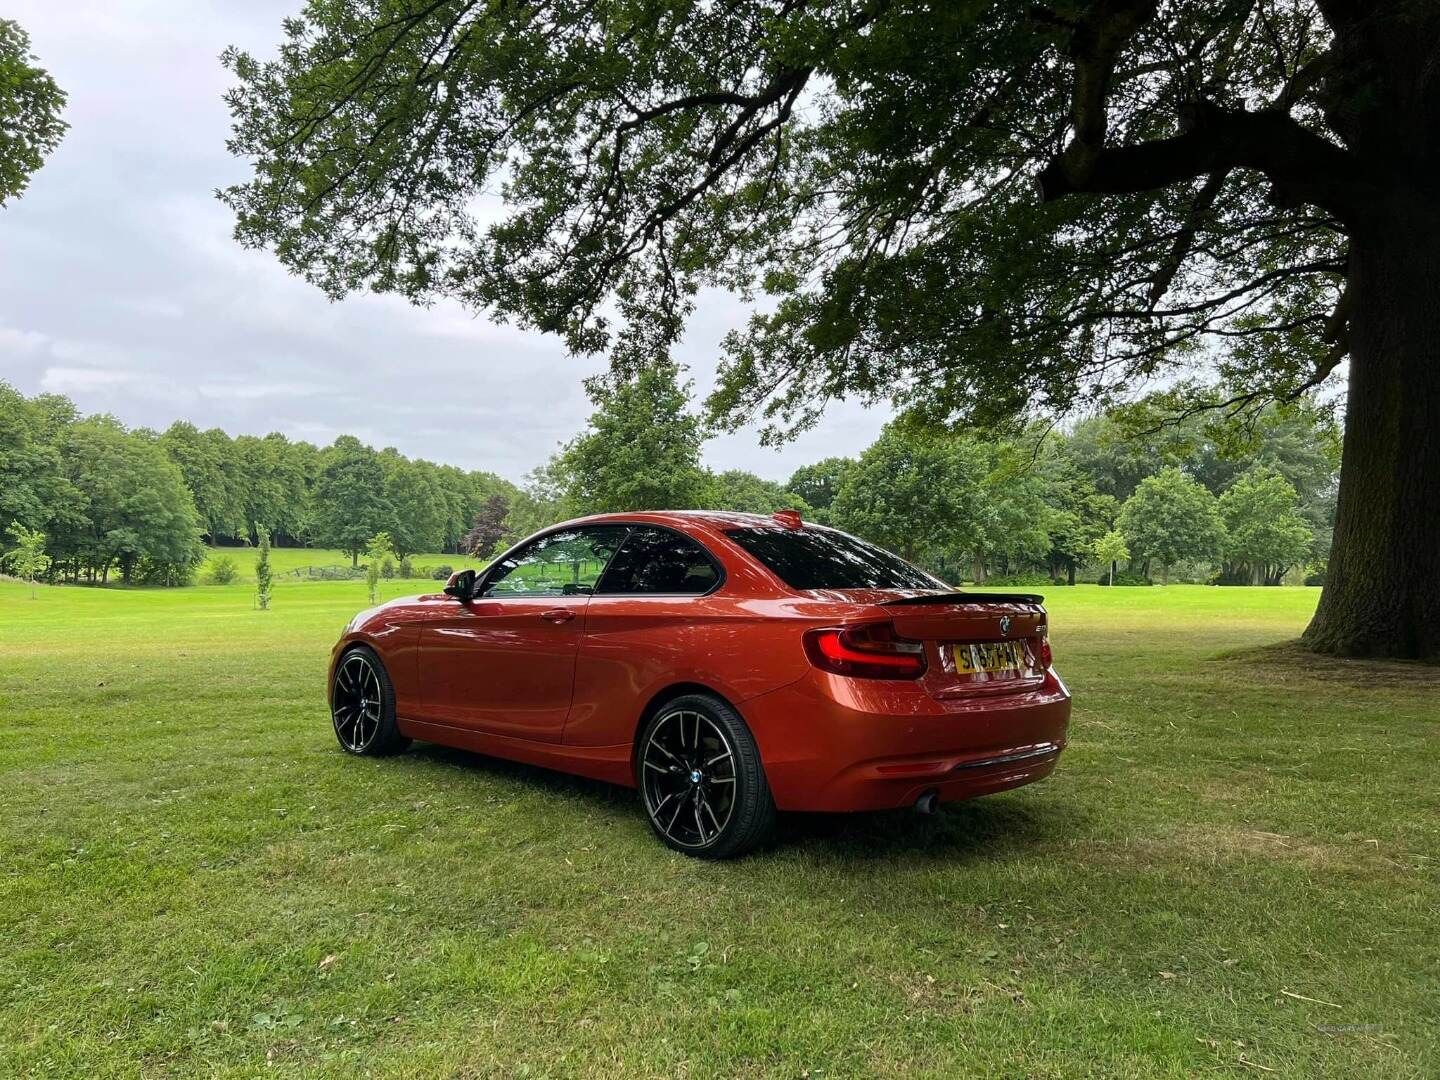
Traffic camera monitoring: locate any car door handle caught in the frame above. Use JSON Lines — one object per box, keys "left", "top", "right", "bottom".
{"left": 539, "top": 608, "right": 576, "bottom": 623}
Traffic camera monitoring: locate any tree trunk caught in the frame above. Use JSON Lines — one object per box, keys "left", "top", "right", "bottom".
{"left": 1066, "top": 558, "right": 1076, "bottom": 586}
{"left": 1304, "top": 205, "right": 1440, "bottom": 660}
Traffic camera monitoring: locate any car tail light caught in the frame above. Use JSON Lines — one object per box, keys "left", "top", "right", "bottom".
{"left": 804, "top": 622, "right": 927, "bottom": 679}
{"left": 1037, "top": 624, "right": 1053, "bottom": 668}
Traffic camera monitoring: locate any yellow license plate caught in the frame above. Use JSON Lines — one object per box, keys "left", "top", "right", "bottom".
{"left": 953, "top": 641, "right": 1024, "bottom": 674}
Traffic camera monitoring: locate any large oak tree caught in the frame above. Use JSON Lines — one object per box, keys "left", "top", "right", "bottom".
{"left": 222, "top": 0, "right": 1440, "bottom": 658}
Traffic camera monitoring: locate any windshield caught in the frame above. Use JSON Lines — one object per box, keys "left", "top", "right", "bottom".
{"left": 724, "top": 527, "right": 943, "bottom": 591}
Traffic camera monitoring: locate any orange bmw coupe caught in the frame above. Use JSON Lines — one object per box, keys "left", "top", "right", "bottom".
{"left": 330, "top": 511, "right": 1070, "bottom": 857}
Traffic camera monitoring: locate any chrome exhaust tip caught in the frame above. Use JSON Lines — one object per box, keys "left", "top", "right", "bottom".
{"left": 914, "top": 790, "right": 940, "bottom": 815}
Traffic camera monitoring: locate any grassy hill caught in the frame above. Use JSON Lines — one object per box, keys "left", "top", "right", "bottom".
{"left": 1, "top": 582, "right": 1434, "bottom": 1076}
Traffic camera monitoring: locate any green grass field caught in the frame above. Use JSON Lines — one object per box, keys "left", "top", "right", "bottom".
{"left": 1, "top": 580, "right": 1435, "bottom": 1077}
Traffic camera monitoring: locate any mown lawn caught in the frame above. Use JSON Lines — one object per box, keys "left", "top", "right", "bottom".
{"left": 1, "top": 580, "right": 1435, "bottom": 1077}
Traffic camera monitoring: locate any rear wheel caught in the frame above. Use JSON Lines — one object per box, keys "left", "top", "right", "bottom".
{"left": 638, "top": 693, "right": 775, "bottom": 859}
{"left": 331, "top": 647, "right": 410, "bottom": 756}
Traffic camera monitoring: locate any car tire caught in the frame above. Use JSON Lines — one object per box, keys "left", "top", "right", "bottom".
{"left": 637, "top": 692, "right": 776, "bottom": 859}
{"left": 331, "top": 646, "right": 411, "bottom": 757}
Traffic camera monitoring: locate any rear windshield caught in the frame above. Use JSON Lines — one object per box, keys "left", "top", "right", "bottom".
{"left": 724, "top": 527, "right": 941, "bottom": 591}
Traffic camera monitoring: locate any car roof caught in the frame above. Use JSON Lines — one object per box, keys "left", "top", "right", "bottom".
{"left": 555, "top": 509, "right": 807, "bottom": 531}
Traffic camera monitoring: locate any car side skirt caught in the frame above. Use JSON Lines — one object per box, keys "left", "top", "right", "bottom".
{"left": 398, "top": 717, "right": 636, "bottom": 788}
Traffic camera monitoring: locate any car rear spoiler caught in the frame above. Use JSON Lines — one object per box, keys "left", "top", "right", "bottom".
{"left": 880, "top": 591, "right": 1045, "bottom": 606}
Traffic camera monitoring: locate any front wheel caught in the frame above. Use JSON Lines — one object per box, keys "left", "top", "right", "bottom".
{"left": 637, "top": 693, "right": 775, "bottom": 859}
{"left": 331, "top": 647, "right": 410, "bottom": 756}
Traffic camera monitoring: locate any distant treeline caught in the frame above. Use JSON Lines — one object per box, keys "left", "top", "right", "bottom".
{"left": 0, "top": 382, "right": 518, "bottom": 585}
{"left": 1, "top": 377, "right": 1340, "bottom": 588}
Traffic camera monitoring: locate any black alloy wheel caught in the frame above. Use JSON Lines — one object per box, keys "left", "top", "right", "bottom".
{"left": 638, "top": 693, "right": 775, "bottom": 858}
{"left": 331, "top": 647, "right": 410, "bottom": 756}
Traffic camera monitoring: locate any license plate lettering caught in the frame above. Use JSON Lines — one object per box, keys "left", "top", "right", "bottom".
{"left": 953, "top": 640, "right": 1024, "bottom": 674}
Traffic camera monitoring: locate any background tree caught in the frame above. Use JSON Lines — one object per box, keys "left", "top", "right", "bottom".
{"left": 160, "top": 422, "right": 239, "bottom": 542}
{"left": 464, "top": 494, "right": 512, "bottom": 558}
{"left": 273, "top": 436, "right": 321, "bottom": 545}
{"left": 506, "top": 459, "right": 574, "bottom": 541}
{"left": 966, "top": 448, "right": 1059, "bottom": 584}
{"left": 240, "top": 433, "right": 316, "bottom": 545}
{"left": 364, "top": 531, "right": 396, "bottom": 605}
{"left": 830, "top": 425, "right": 985, "bottom": 573}
{"left": 1219, "top": 469, "right": 1315, "bottom": 586}
{"left": 381, "top": 453, "right": 448, "bottom": 557}
{"left": 1093, "top": 530, "right": 1130, "bottom": 587}
{"left": 461, "top": 471, "right": 522, "bottom": 552}
{"left": 4, "top": 524, "right": 50, "bottom": 598}
{"left": 708, "top": 470, "right": 809, "bottom": 517}
{"left": 561, "top": 361, "right": 711, "bottom": 514}
{"left": 1063, "top": 414, "right": 1170, "bottom": 505}
{"left": 313, "top": 437, "right": 394, "bottom": 565}
{"left": 0, "top": 382, "right": 79, "bottom": 541}
{"left": 0, "top": 19, "right": 67, "bottom": 207}
{"left": 1118, "top": 468, "right": 1225, "bottom": 586}
{"left": 255, "top": 527, "right": 273, "bottom": 609}
{"left": 224, "top": 2, "right": 1440, "bottom": 658}
{"left": 1040, "top": 450, "right": 1118, "bottom": 585}
{"left": 51, "top": 419, "right": 206, "bottom": 585}
{"left": 785, "top": 458, "right": 853, "bottom": 525}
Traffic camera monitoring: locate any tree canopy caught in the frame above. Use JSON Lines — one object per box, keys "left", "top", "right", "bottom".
{"left": 312, "top": 437, "right": 398, "bottom": 565}
{"left": 559, "top": 360, "right": 712, "bottom": 514}
{"left": 222, "top": 1, "right": 1440, "bottom": 657}
{"left": 53, "top": 418, "right": 207, "bottom": 586}
{"left": 1118, "top": 466, "right": 1226, "bottom": 584}
{"left": 830, "top": 425, "right": 987, "bottom": 568}
{"left": 221, "top": 0, "right": 1364, "bottom": 425}
{"left": 1219, "top": 468, "right": 1315, "bottom": 585}
{"left": 785, "top": 457, "right": 853, "bottom": 524}
{"left": 708, "top": 470, "right": 809, "bottom": 517}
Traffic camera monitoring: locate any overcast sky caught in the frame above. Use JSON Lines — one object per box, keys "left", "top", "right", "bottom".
{"left": 0, "top": 1, "right": 886, "bottom": 484}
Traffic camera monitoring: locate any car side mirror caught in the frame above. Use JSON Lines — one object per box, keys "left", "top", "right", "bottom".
{"left": 444, "top": 569, "right": 478, "bottom": 601}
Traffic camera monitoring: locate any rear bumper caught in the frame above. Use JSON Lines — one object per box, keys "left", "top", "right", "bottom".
{"left": 741, "top": 668, "right": 1071, "bottom": 812}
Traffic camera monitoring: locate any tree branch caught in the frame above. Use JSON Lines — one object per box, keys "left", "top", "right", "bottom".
{"left": 1146, "top": 168, "right": 1228, "bottom": 308}
{"left": 1037, "top": 100, "right": 1371, "bottom": 216}
{"left": 1053, "top": 0, "right": 1160, "bottom": 181}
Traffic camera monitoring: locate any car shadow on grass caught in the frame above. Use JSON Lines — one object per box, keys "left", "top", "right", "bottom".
{"left": 404, "top": 741, "right": 634, "bottom": 807}
{"left": 774, "top": 796, "right": 1080, "bottom": 865}
{"left": 403, "top": 740, "right": 1078, "bottom": 864}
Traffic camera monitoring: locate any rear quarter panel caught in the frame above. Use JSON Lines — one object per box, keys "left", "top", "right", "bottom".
{"left": 566, "top": 595, "right": 815, "bottom": 746}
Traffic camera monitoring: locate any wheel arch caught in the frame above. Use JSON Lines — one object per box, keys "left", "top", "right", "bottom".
{"left": 631, "top": 681, "right": 738, "bottom": 764}
{"left": 329, "top": 638, "right": 382, "bottom": 704}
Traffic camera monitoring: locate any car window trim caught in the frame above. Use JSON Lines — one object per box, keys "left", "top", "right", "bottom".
{"left": 476, "top": 523, "right": 635, "bottom": 599}
{"left": 591, "top": 522, "right": 726, "bottom": 598}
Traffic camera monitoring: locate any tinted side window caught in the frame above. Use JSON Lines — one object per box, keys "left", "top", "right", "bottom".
{"left": 596, "top": 527, "right": 720, "bottom": 595}
{"left": 481, "top": 526, "right": 630, "bottom": 597}
{"left": 723, "top": 527, "right": 941, "bottom": 590}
